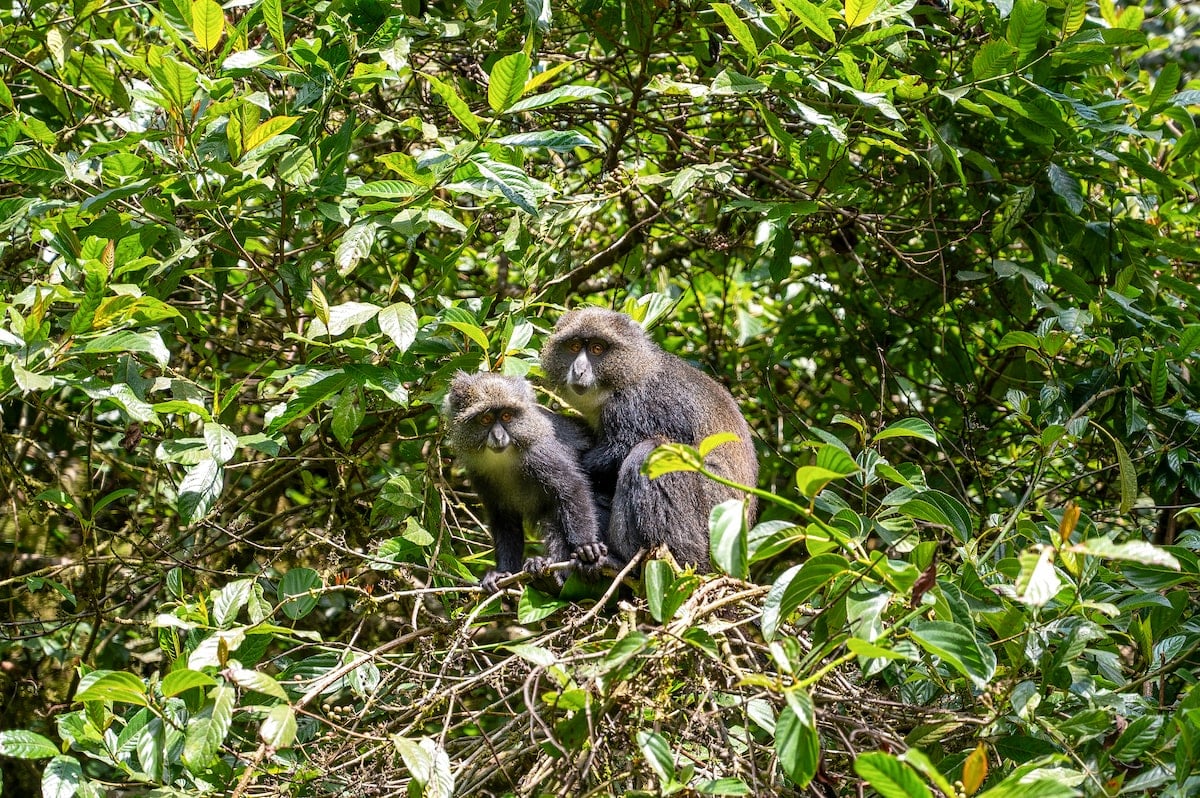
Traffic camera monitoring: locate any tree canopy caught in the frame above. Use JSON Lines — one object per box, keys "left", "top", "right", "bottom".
{"left": 0, "top": 0, "right": 1198, "bottom": 794}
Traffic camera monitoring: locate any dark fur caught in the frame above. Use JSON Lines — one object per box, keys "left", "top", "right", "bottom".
{"left": 443, "top": 373, "right": 606, "bottom": 592}
{"left": 541, "top": 308, "right": 758, "bottom": 570}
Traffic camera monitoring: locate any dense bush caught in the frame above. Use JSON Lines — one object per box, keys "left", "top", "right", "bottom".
{"left": 1, "top": 0, "right": 1198, "bottom": 794}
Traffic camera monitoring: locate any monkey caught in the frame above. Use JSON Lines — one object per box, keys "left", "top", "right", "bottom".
{"left": 442, "top": 372, "right": 608, "bottom": 593}
{"left": 541, "top": 307, "right": 758, "bottom": 571}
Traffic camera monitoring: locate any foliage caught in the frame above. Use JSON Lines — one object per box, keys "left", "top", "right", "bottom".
{"left": 0, "top": 0, "right": 1198, "bottom": 794}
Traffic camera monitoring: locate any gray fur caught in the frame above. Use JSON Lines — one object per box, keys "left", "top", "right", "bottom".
{"left": 443, "top": 372, "right": 605, "bottom": 592}
{"left": 541, "top": 308, "right": 758, "bottom": 570}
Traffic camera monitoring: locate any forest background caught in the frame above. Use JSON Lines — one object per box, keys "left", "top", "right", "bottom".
{"left": 0, "top": 0, "right": 1198, "bottom": 794}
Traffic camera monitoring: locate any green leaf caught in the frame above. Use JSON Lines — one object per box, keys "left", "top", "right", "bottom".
{"left": 260, "top": 704, "right": 297, "bottom": 749}
{"left": 335, "top": 221, "right": 379, "bottom": 278}
{"left": 843, "top": 0, "right": 878, "bottom": 27}
{"left": 644, "top": 442, "right": 705, "bottom": 478}
{"left": 1108, "top": 714, "right": 1161, "bottom": 762}
{"left": 352, "top": 180, "right": 422, "bottom": 198}
{"left": 998, "top": 330, "right": 1040, "bottom": 350}
{"left": 1113, "top": 437, "right": 1137, "bottom": 514}
{"left": 492, "top": 130, "right": 597, "bottom": 151}
{"left": 506, "top": 85, "right": 609, "bottom": 113}
{"left": 331, "top": 388, "right": 364, "bottom": 448}
{"left": 472, "top": 157, "right": 540, "bottom": 215}
{"left": 1061, "top": 0, "right": 1086, "bottom": 35}
{"left": 908, "top": 621, "right": 996, "bottom": 689}
{"left": 775, "top": 705, "right": 818, "bottom": 787}
{"left": 992, "top": 185, "right": 1034, "bottom": 245}
{"left": 1014, "top": 546, "right": 1061, "bottom": 606}
{"left": 42, "top": 754, "right": 82, "bottom": 798}
{"left": 711, "top": 4, "right": 759, "bottom": 57}
{"left": 976, "top": 775, "right": 1081, "bottom": 798}
{"left": 795, "top": 466, "right": 848, "bottom": 499}
{"left": 190, "top": 0, "right": 224, "bottom": 51}
{"left": 488, "top": 51, "right": 531, "bottom": 113}
{"left": 775, "top": 0, "right": 835, "bottom": 42}
{"left": 178, "top": 458, "right": 223, "bottom": 525}
{"left": 80, "top": 330, "right": 170, "bottom": 368}
{"left": 1067, "top": 538, "right": 1180, "bottom": 569}
{"left": 645, "top": 559, "right": 673, "bottom": 623}
{"left": 898, "top": 490, "right": 972, "bottom": 542}
{"left": 0, "top": 730, "right": 60, "bottom": 759}
{"left": 243, "top": 115, "right": 298, "bottom": 153}
{"left": 517, "top": 586, "right": 567, "bottom": 622}
{"left": 13, "top": 360, "right": 55, "bottom": 392}
{"left": 972, "top": 40, "right": 1016, "bottom": 80}
{"left": 854, "top": 752, "right": 933, "bottom": 798}
{"left": 279, "top": 146, "right": 317, "bottom": 186}
{"left": 309, "top": 301, "right": 382, "bottom": 337}
{"left": 502, "top": 642, "right": 557, "bottom": 667}
{"left": 422, "top": 73, "right": 481, "bottom": 137}
{"left": 74, "top": 670, "right": 150, "bottom": 706}
{"left": 213, "top": 578, "right": 254, "bottom": 627}
{"left": 280, "top": 567, "right": 322, "bottom": 619}
{"left": 161, "top": 668, "right": 217, "bottom": 697}
{"left": 761, "top": 554, "right": 849, "bottom": 640}
{"left": 183, "top": 684, "right": 233, "bottom": 768}
{"left": 1150, "top": 349, "right": 1168, "bottom": 405}
{"left": 710, "top": 499, "right": 748, "bottom": 579}
{"left": 0, "top": 148, "right": 66, "bottom": 185}
{"left": 1006, "top": 0, "right": 1046, "bottom": 63}
{"left": 42, "top": 753, "right": 81, "bottom": 796}
{"left": 225, "top": 665, "right": 291, "bottom": 701}
{"left": 1047, "top": 163, "right": 1085, "bottom": 214}
{"left": 700, "top": 431, "right": 743, "bottom": 458}
{"left": 695, "top": 778, "right": 752, "bottom": 795}
{"left": 873, "top": 418, "right": 938, "bottom": 445}
{"left": 637, "top": 730, "right": 675, "bottom": 783}
{"left": 597, "top": 630, "right": 653, "bottom": 675}
{"left": 146, "top": 54, "right": 199, "bottom": 114}
{"left": 260, "top": 0, "right": 286, "bottom": 52}
{"left": 442, "top": 320, "right": 492, "bottom": 353}
{"left": 267, "top": 371, "right": 353, "bottom": 433}
{"left": 204, "top": 422, "right": 238, "bottom": 465}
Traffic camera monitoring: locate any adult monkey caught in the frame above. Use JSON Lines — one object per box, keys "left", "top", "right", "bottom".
{"left": 541, "top": 308, "right": 758, "bottom": 570}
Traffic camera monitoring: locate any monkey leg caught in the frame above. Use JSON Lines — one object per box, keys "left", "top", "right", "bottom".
{"left": 608, "top": 439, "right": 713, "bottom": 571}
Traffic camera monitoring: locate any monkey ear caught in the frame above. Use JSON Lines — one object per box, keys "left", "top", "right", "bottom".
{"left": 445, "top": 372, "right": 472, "bottom": 414}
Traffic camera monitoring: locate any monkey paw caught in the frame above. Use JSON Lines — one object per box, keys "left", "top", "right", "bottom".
{"left": 574, "top": 543, "right": 609, "bottom": 579}
{"left": 479, "top": 570, "right": 513, "bottom": 594}
{"left": 574, "top": 542, "right": 608, "bottom": 565}
{"left": 522, "top": 556, "right": 554, "bottom": 577}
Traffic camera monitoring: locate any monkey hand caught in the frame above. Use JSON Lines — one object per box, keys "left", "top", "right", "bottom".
{"left": 479, "top": 570, "right": 513, "bottom": 594}
{"left": 573, "top": 542, "right": 609, "bottom": 578}
{"left": 522, "top": 556, "right": 555, "bottom": 577}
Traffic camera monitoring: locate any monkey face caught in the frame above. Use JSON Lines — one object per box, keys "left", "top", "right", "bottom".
{"left": 542, "top": 309, "right": 659, "bottom": 421}
{"left": 478, "top": 408, "right": 515, "bottom": 451}
{"left": 562, "top": 337, "right": 609, "bottom": 393}
{"left": 443, "top": 372, "right": 542, "bottom": 456}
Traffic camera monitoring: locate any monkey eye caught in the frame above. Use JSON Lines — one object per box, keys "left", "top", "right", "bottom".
{"left": 500, "top": 410, "right": 514, "bottom": 423}
{"left": 567, "top": 340, "right": 583, "bottom": 354}
{"left": 479, "top": 412, "right": 495, "bottom": 425}
{"left": 589, "top": 341, "right": 607, "bottom": 355}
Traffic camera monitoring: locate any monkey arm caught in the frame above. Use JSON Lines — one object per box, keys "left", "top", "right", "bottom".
{"left": 527, "top": 444, "right": 604, "bottom": 558}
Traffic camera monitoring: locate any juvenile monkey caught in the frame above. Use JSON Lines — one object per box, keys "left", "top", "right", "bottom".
{"left": 541, "top": 308, "right": 758, "bottom": 570}
{"left": 443, "top": 372, "right": 607, "bottom": 593}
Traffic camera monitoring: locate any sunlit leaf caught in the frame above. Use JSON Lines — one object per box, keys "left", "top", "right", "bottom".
{"left": 190, "top": 0, "right": 224, "bottom": 51}
{"left": 488, "top": 51, "right": 531, "bottom": 113}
